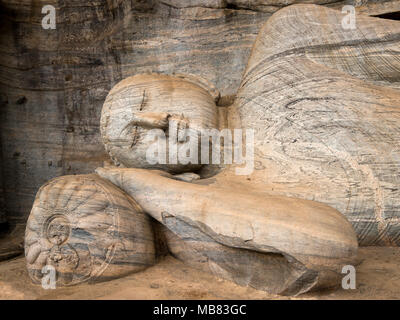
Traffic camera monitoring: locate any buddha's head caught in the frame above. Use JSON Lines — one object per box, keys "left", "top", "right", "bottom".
{"left": 100, "top": 73, "right": 219, "bottom": 173}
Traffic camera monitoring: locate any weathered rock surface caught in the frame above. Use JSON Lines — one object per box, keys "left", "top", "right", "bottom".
{"left": 1, "top": 0, "right": 399, "bottom": 229}
{"left": 233, "top": 4, "right": 400, "bottom": 245}
{"left": 25, "top": 174, "right": 155, "bottom": 285}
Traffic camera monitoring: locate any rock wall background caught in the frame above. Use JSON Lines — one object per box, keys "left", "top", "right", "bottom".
{"left": 0, "top": 0, "right": 399, "bottom": 228}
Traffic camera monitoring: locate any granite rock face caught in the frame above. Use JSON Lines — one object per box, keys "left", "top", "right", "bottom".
{"left": 0, "top": 0, "right": 399, "bottom": 229}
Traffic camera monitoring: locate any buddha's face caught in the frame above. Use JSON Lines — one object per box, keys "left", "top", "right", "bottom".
{"left": 101, "top": 74, "right": 219, "bottom": 173}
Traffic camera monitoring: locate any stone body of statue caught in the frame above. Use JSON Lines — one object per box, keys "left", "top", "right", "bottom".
{"left": 25, "top": 4, "right": 400, "bottom": 295}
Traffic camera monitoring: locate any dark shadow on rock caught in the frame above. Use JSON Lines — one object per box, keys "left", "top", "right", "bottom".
{"left": 0, "top": 224, "right": 24, "bottom": 262}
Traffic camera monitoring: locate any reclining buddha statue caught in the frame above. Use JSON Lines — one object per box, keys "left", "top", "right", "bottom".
{"left": 25, "top": 4, "right": 400, "bottom": 295}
